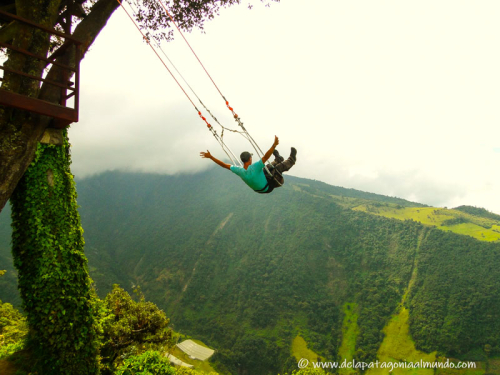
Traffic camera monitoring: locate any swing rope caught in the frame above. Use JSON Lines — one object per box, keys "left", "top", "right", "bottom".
{"left": 155, "top": 0, "right": 283, "bottom": 185}
{"left": 116, "top": 0, "right": 243, "bottom": 166}
{"left": 156, "top": 0, "right": 268, "bottom": 150}
{"left": 122, "top": 0, "right": 243, "bottom": 166}
{"left": 155, "top": 0, "right": 225, "bottom": 100}
{"left": 117, "top": 0, "right": 283, "bottom": 185}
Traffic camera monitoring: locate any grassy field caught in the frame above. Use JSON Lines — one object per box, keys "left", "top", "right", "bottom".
{"left": 292, "top": 335, "right": 324, "bottom": 366}
{"left": 353, "top": 205, "right": 500, "bottom": 242}
{"left": 367, "top": 307, "right": 491, "bottom": 375}
{"left": 367, "top": 307, "right": 436, "bottom": 375}
{"left": 338, "top": 302, "right": 359, "bottom": 375}
{"left": 487, "top": 358, "right": 500, "bottom": 374}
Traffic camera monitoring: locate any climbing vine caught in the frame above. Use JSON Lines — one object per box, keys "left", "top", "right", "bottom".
{"left": 10, "top": 130, "right": 102, "bottom": 374}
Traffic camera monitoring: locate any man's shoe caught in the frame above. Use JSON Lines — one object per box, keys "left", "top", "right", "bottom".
{"left": 290, "top": 147, "right": 297, "bottom": 162}
{"left": 273, "top": 149, "right": 284, "bottom": 163}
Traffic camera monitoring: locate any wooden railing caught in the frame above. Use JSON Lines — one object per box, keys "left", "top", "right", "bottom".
{"left": 0, "top": 9, "right": 81, "bottom": 128}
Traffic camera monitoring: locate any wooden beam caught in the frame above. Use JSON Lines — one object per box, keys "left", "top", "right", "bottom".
{"left": 0, "top": 89, "right": 78, "bottom": 123}
{"left": 0, "top": 65, "right": 75, "bottom": 91}
{"left": 0, "top": 9, "right": 82, "bottom": 44}
{"left": 0, "top": 41, "right": 76, "bottom": 72}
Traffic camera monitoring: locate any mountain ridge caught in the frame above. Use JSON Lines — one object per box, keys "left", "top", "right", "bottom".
{"left": 1, "top": 169, "right": 499, "bottom": 374}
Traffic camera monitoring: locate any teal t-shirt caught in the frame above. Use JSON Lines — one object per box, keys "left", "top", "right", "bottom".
{"left": 230, "top": 159, "right": 269, "bottom": 192}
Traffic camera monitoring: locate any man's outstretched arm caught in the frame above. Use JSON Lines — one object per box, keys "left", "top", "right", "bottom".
{"left": 262, "top": 136, "right": 279, "bottom": 164}
{"left": 200, "top": 150, "right": 231, "bottom": 170}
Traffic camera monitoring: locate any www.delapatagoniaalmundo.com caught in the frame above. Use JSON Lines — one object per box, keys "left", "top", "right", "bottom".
{"left": 297, "top": 358, "right": 477, "bottom": 371}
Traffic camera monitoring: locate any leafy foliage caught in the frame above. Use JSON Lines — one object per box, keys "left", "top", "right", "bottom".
{"left": 133, "top": 0, "right": 279, "bottom": 44}
{"left": 114, "top": 349, "right": 218, "bottom": 375}
{"left": 454, "top": 205, "right": 500, "bottom": 221}
{"left": 115, "top": 350, "right": 176, "bottom": 375}
{"left": 101, "top": 285, "right": 174, "bottom": 374}
{"left": 0, "top": 271, "right": 27, "bottom": 359}
{"left": 440, "top": 217, "right": 471, "bottom": 226}
{"left": 9, "top": 132, "right": 103, "bottom": 374}
{"left": 408, "top": 230, "right": 500, "bottom": 357}
{"left": 0, "top": 300, "right": 26, "bottom": 349}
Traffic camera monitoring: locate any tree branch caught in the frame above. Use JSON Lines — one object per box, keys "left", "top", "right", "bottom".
{"left": 40, "top": 0, "right": 120, "bottom": 103}
{"left": 73, "top": 0, "right": 121, "bottom": 59}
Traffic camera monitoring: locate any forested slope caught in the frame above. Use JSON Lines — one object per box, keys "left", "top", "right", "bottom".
{"left": 1, "top": 169, "right": 499, "bottom": 374}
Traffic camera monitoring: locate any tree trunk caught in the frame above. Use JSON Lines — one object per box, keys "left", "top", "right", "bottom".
{"left": 0, "top": 0, "right": 120, "bottom": 213}
{"left": 11, "top": 130, "right": 102, "bottom": 374}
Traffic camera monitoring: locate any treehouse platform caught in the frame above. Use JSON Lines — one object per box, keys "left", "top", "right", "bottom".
{"left": 0, "top": 8, "right": 82, "bottom": 129}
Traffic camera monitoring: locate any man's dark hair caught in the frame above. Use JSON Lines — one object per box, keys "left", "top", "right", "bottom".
{"left": 240, "top": 151, "right": 253, "bottom": 163}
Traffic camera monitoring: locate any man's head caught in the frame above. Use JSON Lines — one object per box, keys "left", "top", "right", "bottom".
{"left": 240, "top": 151, "right": 253, "bottom": 164}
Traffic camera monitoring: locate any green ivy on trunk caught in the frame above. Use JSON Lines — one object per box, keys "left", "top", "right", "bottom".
{"left": 10, "top": 130, "right": 101, "bottom": 374}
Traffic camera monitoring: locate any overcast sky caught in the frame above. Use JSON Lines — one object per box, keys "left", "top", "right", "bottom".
{"left": 69, "top": 0, "right": 500, "bottom": 214}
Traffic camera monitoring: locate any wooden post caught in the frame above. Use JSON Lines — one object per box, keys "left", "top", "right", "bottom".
{"left": 40, "top": 128, "right": 64, "bottom": 145}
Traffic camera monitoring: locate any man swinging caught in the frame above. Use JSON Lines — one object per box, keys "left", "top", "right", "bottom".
{"left": 200, "top": 136, "right": 297, "bottom": 194}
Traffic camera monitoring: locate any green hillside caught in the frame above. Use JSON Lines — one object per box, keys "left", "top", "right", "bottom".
{"left": 353, "top": 204, "right": 500, "bottom": 242}
{"left": 454, "top": 205, "right": 500, "bottom": 221}
{"left": 1, "top": 169, "right": 499, "bottom": 374}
